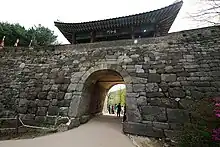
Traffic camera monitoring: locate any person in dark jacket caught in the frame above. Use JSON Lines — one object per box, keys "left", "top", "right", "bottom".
{"left": 117, "top": 103, "right": 121, "bottom": 117}
{"left": 108, "top": 104, "right": 111, "bottom": 114}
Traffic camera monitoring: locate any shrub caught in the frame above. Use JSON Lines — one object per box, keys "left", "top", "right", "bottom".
{"left": 178, "top": 97, "right": 220, "bottom": 147}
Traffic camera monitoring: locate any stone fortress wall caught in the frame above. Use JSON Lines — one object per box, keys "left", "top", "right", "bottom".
{"left": 0, "top": 25, "right": 220, "bottom": 138}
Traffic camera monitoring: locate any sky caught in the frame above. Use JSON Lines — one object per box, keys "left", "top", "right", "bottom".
{"left": 109, "top": 84, "right": 126, "bottom": 92}
{"left": 0, "top": 0, "right": 213, "bottom": 44}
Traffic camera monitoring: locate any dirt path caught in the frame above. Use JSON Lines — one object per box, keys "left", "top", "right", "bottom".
{"left": 0, "top": 115, "right": 135, "bottom": 147}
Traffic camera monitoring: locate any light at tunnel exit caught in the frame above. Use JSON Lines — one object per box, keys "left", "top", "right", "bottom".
{"left": 109, "top": 84, "right": 126, "bottom": 92}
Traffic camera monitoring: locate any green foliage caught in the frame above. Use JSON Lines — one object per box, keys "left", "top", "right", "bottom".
{"left": 0, "top": 22, "right": 57, "bottom": 46}
{"left": 107, "top": 88, "right": 126, "bottom": 106}
{"left": 178, "top": 98, "right": 220, "bottom": 147}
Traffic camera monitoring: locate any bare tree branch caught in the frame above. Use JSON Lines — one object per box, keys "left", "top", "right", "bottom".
{"left": 189, "top": 0, "right": 220, "bottom": 26}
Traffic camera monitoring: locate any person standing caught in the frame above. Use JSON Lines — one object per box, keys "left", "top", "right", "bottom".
{"left": 108, "top": 104, "right": 111, "bottom": 114}
{"left": 114, "top": 104, "right": 117, "bottom": 112}
{"left": 117, "top": 103, "right": 121, "bottom": 117}
{"left": 111, "top": 105, "right": 114, "bottom": 114}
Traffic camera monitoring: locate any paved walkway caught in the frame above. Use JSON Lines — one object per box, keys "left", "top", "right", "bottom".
{"left": 0, "top": 115, "right": 135, "bottom": 147}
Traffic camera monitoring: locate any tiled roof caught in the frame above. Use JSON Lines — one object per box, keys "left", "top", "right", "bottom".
{"left": 55, "top": 1, "right": 183, "bottom": 42}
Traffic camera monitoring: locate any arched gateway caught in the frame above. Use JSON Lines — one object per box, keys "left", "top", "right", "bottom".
{"left": 68, "top": 64, "right": 132, "bottom": 120}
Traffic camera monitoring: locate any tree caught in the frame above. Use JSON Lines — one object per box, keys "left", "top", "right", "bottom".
{"left": 0, "top": 22, "right": 57, "bottom": 46}
{"left": 190, "top": 0, "right": 220, "bottom": 25}
{"left": 117, "top": 88, "right": 126, "bottom": 106}
{"left": 27, "top": 24, "right": 57, "bottom": 46}
{"left": 107, "top": 88, "right": 126, "bottom": 106}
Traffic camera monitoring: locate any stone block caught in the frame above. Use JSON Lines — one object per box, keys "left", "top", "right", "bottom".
{"left": 149, "top": 69, "right": 156, "bottom": 73}
{"left": 211, "top": 81, "right": 220, "bottom": 87}
{"left": 200, "top": 77, "right": 213, "bottom": 81}
{"left": 20, "top": 114, "right": 35, "bottom": 120}
{"left": 127, "top": 109, "right": 142, "bottom": 122}
{"left": 165, "top": 66, "right": 173, "bottom": 73}
{"left": 132, "top": 77, "right": 148, "bottom": 84}
{"left": 38, "top": 92, "right": 48, "bottom": 100}
{"left": 187, "top": 77, "right": 200, "bottom": 81}
{"left": 179, "top": 99, "right": 194, "bottom": 109}
{"left": 137, "top": 96, "right": 147, "bottom": 106}
{"left": 56, "top": 92, "right": 65, "bottom": 100}
{"left": 46, "top": 116, "right": 56, "bottom": 125}
{"left": 36, "top": 99, "right": 49, "bottom": 107}
{"left": 141, "top": 106, "right": 167, "bottom": 122}
{"left": 42, "top": 85, "right": 51, "bottom": 91}
{"left": 57, "top": 99, "right": 71, "bottom": 107}
{"left": 27, "top": 91, "right": 38, "bottom": 100}
{"left": 169, "top": 123, "right": 184, "bottom": 130}
{"left": 159, "top": 82, "right": 168, "bottom": 92}
{"left": 126, "top": 84, "right": 133, "bottom": 93}
{"left": 28, "top": 100, "right": 37, "bottom": 107}
{"left": 27, "top": 107, "right": 37, "bottom": 114}
{"left": 168, "top": 82, "right": 181, "bottom": 87}
{"left": 177, "top": 72, "right": 190, "bottom": 77}
{"left": 144, "top": 57, "right": 150, "bottom": 63}
{"left": 123, "top": 122, "right": 164, "bottom": 138}
{"left": 146, "top": 92, "right": 164, "bottom": 98}
{"left": 0, "top": 118, "right": 17, "bottom": 128}
{"left": 160, "top": 98, "right": 178, "bottom": 109}
{"left": 51, "top": 84, "right": 59, "bottom": 92}
{"left": 133, "top": 84, "right": 145, "bottom": 92}
{"left": 47, "top": 91, "right": 56, "bottom": 99}
{"left": 67, "top": 84, "right": 77, "bottom": 92}
{"left": 59, "top": 107, "right": 69, "bottom": 116}
{"left": 51, "top": 99, "right": 58, "bottom": 106}
{"left": 76, "top": 84, "right": 84, "bottom": 91}
{"left": 196, "top": 87, "right": 217, "bottom": 92}
{"left": 68, "top": 95, "right": 80, "bottom": 117}
{"left": 136, "top": 68, "right": 145, "bottom": 73}
{"left": 148, "top": 98, "right": 162, "bottom": 106}
{"left": 153, "top": 122, "right": 169, "bottom": 129}
{"left": 18, "top": 107, "right": 28, "bottom": 114}
{"left": 139, "top": 92, "right": 146, "bottom": 96}
{"left": 73, "top": 72, "right": 84, "bottom": 78}
{"left": 55, "top": 75, "right": 66, "bottom": 84}
{"left": 184, "top": 65, "right": 199, "bottom": 69}
{"left": 64, "top": 93, "right": 72, "bottom": 100}
{"left": 148, "top": 73, "right": 161, "bottom": 83}
{"left": 71, "top": 77, "right": 81, "bottom": 83}
{"left": 146, "top": 83, "right": 159, "bottom": 92}
{"left": 168, "top": 87, "right": 185, "bottom": 98}
{"left": 68, "top": 118, "right": 80, "bottom": 129}
{"left": 36, "top": 107, "right": 47, "bottom": 116}
{"left": 80, "top": 115, "right": 90, "bottom": 124}
{"left": 35, "top": 116, "right": 46, "bottom": 123}
{"left": 19, "top": 99, "right": 29, "bottom": 107}
{"left": 167, "top": 109, "right": 190, "bottom": 123}
{"left": 56, "top": 117, "right": 69, "bottom": 126}
{"left": 191, "top": 90, "right": 204, "bottom": 99}
{"left": 161, "top": 74, "right": 176, "bottom": 82}
{"left": 59, "top": 84, "right": 68, "bottom": 92}
{"left": 48, "top": 106, "right": 59, "bottom": 116}
{"left": 126, "top": 97, "right": 137, "bottom": 110}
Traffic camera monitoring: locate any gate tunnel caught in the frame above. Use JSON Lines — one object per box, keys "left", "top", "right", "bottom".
{"left": 77, "top": 69, "right": 125, "bottom": 117}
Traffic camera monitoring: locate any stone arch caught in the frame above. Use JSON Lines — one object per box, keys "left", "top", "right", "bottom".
{"left": 68, "top": 63, "right": 132, "bottom": 120}
{"left": 79, "top": 63, "right": 132, "bottom": 84}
